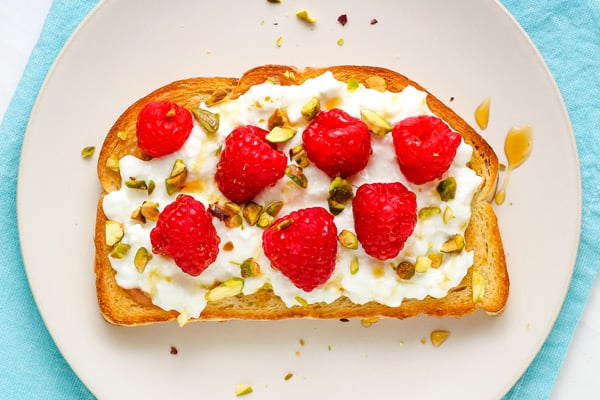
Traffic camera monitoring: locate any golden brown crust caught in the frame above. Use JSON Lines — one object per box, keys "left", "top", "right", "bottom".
{"left": 94, "top": 65, "right": 508, "bottom": 326}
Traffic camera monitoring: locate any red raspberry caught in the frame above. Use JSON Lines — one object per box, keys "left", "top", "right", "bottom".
{"left": 262, "top": 207, "right": 338, "bottom": 292}
{"left": 150, "top": 194, "right": 220, "bottom": 276}
{"left": 352, "top": 182, "right": 417, "bottom": 260}
{"left": 215, "top": 125, "right": 287, "bottom": 203}
{"left": 392, "top": 115, "right": 461, "bottom": 184}
{"left": 302, "top": 108, "right": 371, "bottom": 178}
{"left": 136, "top": 101, "right": 193, "bottom": 157}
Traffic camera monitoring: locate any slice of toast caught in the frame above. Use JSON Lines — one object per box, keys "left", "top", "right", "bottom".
{"left": 95, "top": 65, "right": 508, "bottom": 326}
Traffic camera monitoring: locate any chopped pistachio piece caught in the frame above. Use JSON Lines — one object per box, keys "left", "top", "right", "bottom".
{"left": 165, "top": 159, "right": 187, "bottom": 195}
{"left": 337, "top": 38, "right": 344, "bottom": 46}
{"left": 361, "top": 317, "right": 378, "bottom": 327}
{"left": 440, "top": 233, "right": 465, "bottom": 253}
{"left": 105, "top": 220, "right": 124, "bottom": 246}
{"left": 130, "top": 206, "right": 146, "bottom": 224}
{"left": 266, "top": 126, "right": 297, "bottom": 143}
{"left": 472, "top": 268, "right": 485, "bottom": 303}
{"left": 327, "top": 199, "right": 345, "bottom": 215}
{"left": 296, "top": 9, "right": 317, "bottom": 23}
{"left": 147, "top": 179, "right": 156, "bottom": 195}
{"left": 240, "top": 257, "right": 261, "bottom": 278}
{"left": 81, "top": 146, "right": 95, "bottom": 158}
{"left": 256, "top": 211, "right": 275, "bottom": 228}
{"left": 110, "top": 242, "right": 131, "bottom": 259}
{"left": 285, "top": 165, "right": 308, "bottom": 188}
{"left": 301, "top": 97, "right": 320, "bottom": 121}
{"left": 205, "top": 278, "right": 244, "bottom": 302}
{"left": 414, "top": 256, "right": 432, "bottom": 273}
{"left": 235, "top": 384, "right": 254, "bottom": 397}
{"left": 442, "top": 206, "right": 455, "bottom": 224}
{"left": 347, "top": 78, "right": 359, "bottom": 92}
{"left": 295, "top": 296, "right": 308, "bottom": 306}
{"left": 365, "top": 76, "right": 387, "bottom": 92}
{"left": 349, "top": 257, "right": 359, "bottom": 275}
{"left": 204, "top": 88, "right": 231, "bottom": 106}
{"left": 274, "top": 218, "right": 293, "bottom": 231}
{"left": 289, "top": 144, "right": 310, "bottom": 167}
{"left": 418, "top": 206, "right": 442, "bottom": 220}
{"left": 224, "top": 202, "right": 241, "bottom": 215}
{"left": 430, "top": 330, "right": 450, "bottom": 347}
{"left": 282, "top": 70, "right": 296, "bottom": 81}
{"left": 328, "top": 177, "right": 353, "bottom": 215}
{"left": 125, "top": 178, "right": 148, "bottom": 190}
{"left": 329, "top": 177, "right": 353, "bottom": 202}
{"left": 208, "top": 202, "right": 242, "bottom": 229}
{"left": 106, "top": 155, "right": 120, "bottom": 172}
{"left": 436, "top": 177, "right": 457, "bottom": 201}
{"left": 276, "top": 36, "right": 283, "bottom": 47}
{"left": 141, "top": 201, "right": 160, "bottom": 221}
{"left": 117, "top": 130, "right": 128, "bottom": 140}
{"left": 396, "top": 261, "right": 415, "bottom": 280}
{"left": 428, "top": 252, "right": 443, "bottom": 268}
{"left": 267, "top": 108, "right": 290, "bottom": 130}
{"left": 191, "top": 108, "right": 220, "bottom": 135}
{"left": 360, "top": 109, "right": 392, "bottom": 136}
{"left": 265, "top": 201, "right": 283, "bottom": 217}
{"left": 338, "top": 230, "right": 358, "bottom": 249}
{"left": 134, "top": 247, "right": 152, "bottom": 273}
{"left": 242, "top": 202, "right": 263, "bottom": 226}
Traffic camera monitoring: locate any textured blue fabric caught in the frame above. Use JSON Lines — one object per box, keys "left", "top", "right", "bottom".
{"left": 0, "top": 1, "right": 597, "bottom": 398}
{"left": 0, "top": 1, "right": 99, "bottom": 398}
{"left": 501, "top": 1, "right": 600, "bottom": 398}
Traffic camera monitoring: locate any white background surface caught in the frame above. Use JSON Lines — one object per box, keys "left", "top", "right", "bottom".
{"left": 1, "top": 1, "right": 598, "bottom": 398}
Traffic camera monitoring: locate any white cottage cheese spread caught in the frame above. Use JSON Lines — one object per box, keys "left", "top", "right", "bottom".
{"left": 102, "top": 72, "right": 482, "bottom": 322}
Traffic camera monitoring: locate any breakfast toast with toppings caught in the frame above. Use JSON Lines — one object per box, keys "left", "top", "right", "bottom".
{"left": 95, "top": 65, "right": 508, "bottom": 326}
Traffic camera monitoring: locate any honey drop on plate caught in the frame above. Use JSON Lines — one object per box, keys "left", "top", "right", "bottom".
{"left": 495, "top": 125, "right": 533, "bottom": 205}
{"left": 475, "top": 97, "right": 491, "bottom": 130}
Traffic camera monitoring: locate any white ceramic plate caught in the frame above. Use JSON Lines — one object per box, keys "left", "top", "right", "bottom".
{"left": 17, "top": 0, "right": 580, "bottom": 398}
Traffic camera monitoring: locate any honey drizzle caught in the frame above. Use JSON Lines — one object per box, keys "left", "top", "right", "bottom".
{"left": 474, "top": 97, "right": 491, "bottom": 130}
{"left": 495, "top": 125, "right": 533, "bottom": 204}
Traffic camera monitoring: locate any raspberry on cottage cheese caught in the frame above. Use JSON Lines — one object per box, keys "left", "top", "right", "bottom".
{"left": 102, "top": 72, "right": 482, "bottom": 324}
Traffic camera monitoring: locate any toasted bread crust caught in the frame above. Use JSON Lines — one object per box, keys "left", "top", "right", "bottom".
{"left": 95, "top": 65, "right": 508, "bottom": 326}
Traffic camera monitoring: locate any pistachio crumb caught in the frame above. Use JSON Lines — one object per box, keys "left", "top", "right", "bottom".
{"left": 295, "top": 296, "right": 308, "bottom": 306}
{"left": 284, "top": 372, "right": 294, "bottom": 381}
{"left": 276, "top": 36, "right": 283, "bottom": 47}
{"left": 235, "top": 384, "right": 253, "bottom": 397}
{"left": 347, "top": 78, "right": 359, "bottom": 91}
{"left": 337, "top": 38, "right": 344, "bottom": 46}
{"left": 361, "top": 317, "right": 378, "bottom": 327}
{"left": 299, "top": 338, "right": 305, "bottom": 346}
{"left": 296, "top": 9, "right": 317, "bottom": 23}
{"left": 81, "top": 146, "right": 96, "bottom": 158}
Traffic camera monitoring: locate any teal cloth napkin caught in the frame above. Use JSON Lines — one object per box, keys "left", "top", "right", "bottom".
{"left": 0, "top": 0, "right": 598, "bottom": 398}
